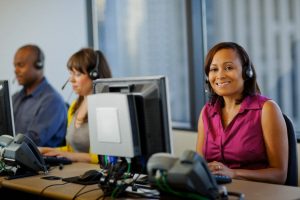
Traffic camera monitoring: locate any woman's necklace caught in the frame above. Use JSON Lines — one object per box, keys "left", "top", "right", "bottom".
{"left": 75, "top": 101, "right": 87, "bottom": 128}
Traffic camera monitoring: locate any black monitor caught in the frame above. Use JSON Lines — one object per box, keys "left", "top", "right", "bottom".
{"left": 0, "top": 80, "right": 15, "bottom": 137}
{"left": 88, "top": 75, "right": 173, "bottom": 173}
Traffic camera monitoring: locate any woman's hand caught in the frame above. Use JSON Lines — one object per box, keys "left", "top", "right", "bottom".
{"left": 38, "top": 147, "right": 55, "bottom": 155}
{"left": 38, "top": 147, "right": 70, "bottom": 159}
{"left": 38, "top": 147, "right": 91, "bottom": 163}
{"left": 208, "top": 161, "right": 235, "bottom": 178}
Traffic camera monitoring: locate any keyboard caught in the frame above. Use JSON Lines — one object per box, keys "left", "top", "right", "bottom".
{"left": 213, "top": 174, "right": 232, "bottom": 184}
{"left": 43, "top": 156, "right": 72, "bottom": 166}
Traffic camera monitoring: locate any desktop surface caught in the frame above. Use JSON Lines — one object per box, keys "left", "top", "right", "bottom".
{"left": 1, "top": 162, "right": 300, "bottom": 200}
{"left": 226, "top": 179, "right": 300, "bottom": 200}
{"left": 0, "top": 162, "right": 100, "bottom": 199}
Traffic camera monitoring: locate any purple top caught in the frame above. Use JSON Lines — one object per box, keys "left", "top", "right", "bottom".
{"left": 202, "top": 94, "right": 270, "bottom": 169}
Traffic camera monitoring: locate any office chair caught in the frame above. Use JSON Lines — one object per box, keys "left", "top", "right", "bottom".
{"left": 283, "top": 113, "right": 298, "bottom": 186}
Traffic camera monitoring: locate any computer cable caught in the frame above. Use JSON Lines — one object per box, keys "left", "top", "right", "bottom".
{"left": 98, "top": 164, "right": 119, "bottom": 198}
{"left": 40, "top": 182, "right": 69, "bottom": 196}
{"left": 125, "top": 174, "right": 160, "bottom": 199}
{"left": 154, "top": 170, "right": 209, "bottom": 200}
{"left": 112, "top": 160, "right": 162, "bottom": 199}
{"left": 0, "top": 160, "right": 5, "bottom": 170}
{"left": 107, "top": 158, "right": 130, "bottom": 187}
{"left": 104, "top": 155, "right": 108, "bottom": 168}
{"left": 108, "top": 158, "right": 132, "bottom": 199}
{"left": 110, "top": 182, "right": 130, "bottom": 199}
{"left": 72, "top": 185, "right": 118, "bottom": 200}
{"left": 97, "top": 157, "right": 133, "bottom": 199}
{"left": 72, "top": 185, "right": 87, "bottom": 200}
{"left": 122, "top": 157, "right": 131, "bottom": 179}
{"left": 99, "top": 162, "right": 115, "bottom": 186}
{"left": 227, "top": 191, "right": 245, "bottom": 200}
{"left": 96, "top": 194, "right": 105, "bottom": 200}
{"left": 99, "top": 155, "right": 119, "bottom": 170}
{"left": 0, "top": 160, "right": 14, "bottom": 176}
{"left": 97, "top": 188, "right": 108, "bottom": 200}
{"left": 70, "top": 187, "right": 102, "bottom": 200}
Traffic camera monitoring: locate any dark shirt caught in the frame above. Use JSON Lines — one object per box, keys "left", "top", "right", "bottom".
{"left": 12, "top": 78, "right": 67, "bottom": 147}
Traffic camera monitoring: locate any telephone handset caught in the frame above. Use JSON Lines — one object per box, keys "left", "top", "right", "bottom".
{"left": 147, "top": 150, "right": 219, "bottom": 199}
{"left": 14, "top": 133, "right": 47, "bottom": 171}
{"left": 0, "top": 133, "right": 47, "bottom": 173}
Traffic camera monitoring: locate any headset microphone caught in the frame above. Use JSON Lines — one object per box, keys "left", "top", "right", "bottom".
{"left": 61, "top": 79, "right": 69, "bottom": 90}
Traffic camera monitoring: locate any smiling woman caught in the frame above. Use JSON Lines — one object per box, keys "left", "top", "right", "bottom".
{"left": 196, "top": 42, "right": 289, "bottom": 185}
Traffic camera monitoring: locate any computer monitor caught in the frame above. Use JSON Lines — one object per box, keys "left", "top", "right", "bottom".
{"left": 88, "top": 75, "right": 173, "bottom": 173}
{"left": 0, "top": 80, "right": 15, "bottom": 137}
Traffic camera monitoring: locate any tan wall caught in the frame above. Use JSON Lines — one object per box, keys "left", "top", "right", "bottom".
{"left": 172, "top": 130, "right": 198, "bottom": 157}
{"left": 173, "top": 129, "right": 300, "bottom": 186}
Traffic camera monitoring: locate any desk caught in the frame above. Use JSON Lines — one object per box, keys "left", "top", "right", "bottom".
{"left": 226, "top": 179, "right": 300, "bottom": 200}
{"left": 1, "top": 162, "right": 300, "bottom": 200}
{"left": 0, "top": 162, "right": 102, "bottom": 199}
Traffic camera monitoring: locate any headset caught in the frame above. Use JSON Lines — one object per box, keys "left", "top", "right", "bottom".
{"left": 62, "top": 50, "right": 101, "bottom": 90}
{"left": 88, "top": 51, "right": 100, "bottom": 80}
{"left": 245, "top": 62, "right": 253, "bottom": 78}
{"left": 34, "top": 46, "right": 45, "bottom": 69}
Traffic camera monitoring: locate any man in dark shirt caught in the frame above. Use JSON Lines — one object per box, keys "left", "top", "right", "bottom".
{"left": 12, "top": 44, "right": 67, "bottom": 147}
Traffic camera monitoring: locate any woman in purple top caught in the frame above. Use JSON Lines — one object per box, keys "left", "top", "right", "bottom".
{"left": 196, "top": 42, "right": 288, "bottom": 184}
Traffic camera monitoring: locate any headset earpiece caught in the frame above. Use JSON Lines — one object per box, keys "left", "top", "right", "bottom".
{"left": 205, "top": 76, "right": 209, "bottom": 83}
{"left": 89, "top": 51, "right": 100, "bottom": 80}
{"left": 35, "top": 61, "right": 43, "bottom": 69}
{"left": 245, "top": 63, "right": 253, "bottom": 78}
{"left": 35, "top": 46, "right": 44, "bottom": 69}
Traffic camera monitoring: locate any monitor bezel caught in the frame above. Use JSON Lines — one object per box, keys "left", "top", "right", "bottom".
{"left": 0, "top": 80, "right": 15, "bottom": 137}
{"left": 89, "top": 75, "right": 174, "bottom": 159}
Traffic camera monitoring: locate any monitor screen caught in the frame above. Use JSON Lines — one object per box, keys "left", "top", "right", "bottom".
{"left": 0, "top": 80, "right": 15, "bottom": 137}
{"left": 88, "top": 75, "right": 173, "bottom": 173}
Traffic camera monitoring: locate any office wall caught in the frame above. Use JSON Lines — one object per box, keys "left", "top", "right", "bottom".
{"left": 172, "top": 130, "right": 197, "bottom": 157}
{"left": 0, "top": 0, "right": 89, "bottom": 102}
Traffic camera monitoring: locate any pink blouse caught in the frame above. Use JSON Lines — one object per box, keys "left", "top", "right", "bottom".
{"left": 202, "top": 94, "right": 270, "bottom": 169}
